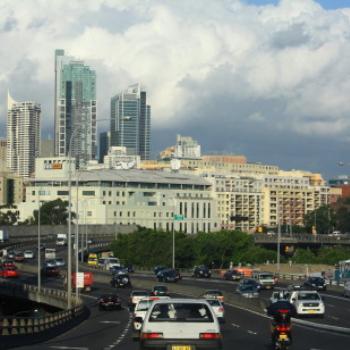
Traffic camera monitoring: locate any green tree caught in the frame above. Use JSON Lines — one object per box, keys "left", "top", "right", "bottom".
{"left": 293, "top": 248, "right": 316, "bottom": 264}
{"left": 304, "top": 205, "right": 335, "bottom": 235}
{"left": 32, "top": 199, "right": 75, "bottom": 225}
{"left": 0, "top": 210, "right": 18, "bottom": 225}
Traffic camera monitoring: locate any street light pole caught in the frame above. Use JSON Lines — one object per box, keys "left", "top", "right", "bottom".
{"left": 75, "top": 172, "right": 79, "bottom": 303}
{"left": 172, "top": 215, "right": 175, "bottom": 269}
{"left": 37, "top": 184, "right": 41, "bottom": 292}
{"left": 277, "top": 200, "right": 281, "bottom": 273}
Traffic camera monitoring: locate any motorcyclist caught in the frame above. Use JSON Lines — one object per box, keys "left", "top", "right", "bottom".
{"left": 267, "top": 297, "right": 296, "bottom": 347}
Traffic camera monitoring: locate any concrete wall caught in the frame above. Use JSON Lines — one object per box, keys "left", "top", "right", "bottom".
{"left": 0, "top": 224, "right": 137, "bottom": 237}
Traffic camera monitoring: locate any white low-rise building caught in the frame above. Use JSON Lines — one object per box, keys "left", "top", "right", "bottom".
{"left": 19, "top": 157, "right": 218, "bottom": 233}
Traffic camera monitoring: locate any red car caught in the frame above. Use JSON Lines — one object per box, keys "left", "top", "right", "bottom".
{"left": 0, "top": 266, "right": 19, "bottom": 278}
{"left": 2, "top": 260, "right": 16, "bottom": 269}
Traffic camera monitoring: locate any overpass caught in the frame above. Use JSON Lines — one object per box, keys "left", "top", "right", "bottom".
{"left": 254, "top": 233, "right": 350, "bottom": 250}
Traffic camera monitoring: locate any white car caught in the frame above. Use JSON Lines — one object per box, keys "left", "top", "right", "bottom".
{"left": 54, "top": 258, "right": 65, "bottom": 267}
{"left": 137, "top": 299, "right": 223, "bottom": 350}
{"left": 24, "top": 250, "right": 34, "bottom": 259}
{"left": 133, "top": 296, "right": 171, "bottom": 332}
{"left": 206, "top": 299, "right": 225, "bottom": 322}
{"left": 252, "top": 272, "right": 276, "bottom": 289}
{"left": 343, "top": 280, "right": 350, "bottom": 297}
{"left": 129, "top": 290, "right": 150, "bottom": 308}
{"left": 289, "top": 290, "right": 325, "bottom": 317}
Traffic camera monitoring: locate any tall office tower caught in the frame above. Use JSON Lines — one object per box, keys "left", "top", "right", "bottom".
{"left": 54, "top": 49, "right": 96, "bottom": 167}
{"left": 7, "top": 92, "right": 41, "bottom": 177}
{"left": 110, "top": 83, "right": 151, "bottom": 160}
{"left": 99, "top": 131, "right": 110, "bottom": 163}
{"left": 0, "top": 139, "right": 7, "bottom": 170}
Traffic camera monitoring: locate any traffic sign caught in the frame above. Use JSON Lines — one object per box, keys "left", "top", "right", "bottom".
{"left": 76, "top": 272, "right": 84, "bottom": 289}
{"left": 174, "top": 214, "right": 185, "bottom": 221}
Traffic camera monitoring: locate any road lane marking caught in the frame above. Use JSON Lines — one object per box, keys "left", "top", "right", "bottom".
{"left": 99, "top": 321, "right": 121, "bottom": 324}
{"left": 104, "top": 312, "right": 132, "bottom": 349}
{"left": 50, "top": 347, "right": 89, "bottom": 350}
{"left": 231, "top": 323, "right": 240, "bottom": 328}
{"left": 247, "top": 330, "right": 258, "bottom": 335}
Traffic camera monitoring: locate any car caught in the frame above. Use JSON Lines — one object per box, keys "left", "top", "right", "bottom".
{"left": 202, "top": 290, "right": 224, "bottom": 303}
{"left": 41, "top": 266, "right": 60, "bottom": 278}
{"left": 240, "top": 278, "right": 262, "bottom": 291}
{"left": 154, "top": 265, "right": 167, "bottom": 275}
{"left": 7, "top": 250, "right": 15, "bottom": 259}
{"left": 129, "top": 290, "right": 150, "bottom": 308}
{"left": 223, "top": 269, "right": 242, "bottom": 281}
{"left": 152, "top": 285, "right": 169, "bottom": 296}
{"left": 24, "top": 250, "right": 35, "bottom": 259}
{"left": 343, "top": 280, "right": 350, "bottom": 298}
{"left": 136, "top": 299, "right": 223, "bottom": 350}
{"left": 54, "top": 258, "right": 65, "bottom": 267}
{"left": 193, "top": 265, "right": 211, "bottom": 278}
{"left": 111, "top": 272, "right": 131, "bottom": 288}
{"left": 44, "top": 260, "right": 57, "bottom": 268}
{"left": 105, "top": 258, "right": 121, "bottom": 270}
{"left": 0, "top": 266, "right": 19, "bottom": 278}
{"left": 205, "top": 298, "right": 225, "bottom": 323}
{"left": 14, "top": 252, "right": 25, "bottom": 263}
{"left": 2, "top": 260, "right": 16, "bottom": 269}
{"left": 289, "top": 290, "right": 325, "bottom": 317}
{"left": 236, "top": 284, "right": 259, "bottom": 298}
{"left": 252, "top": 271, "right": 276, "bottom": 290}
{"left": 303, "top": 277, "right": 327, "bottom": 291}
{"left": 269, "top": 290, "right": 291, "bottom": 304}
{"left": 110, "top": 265, "right": 128, "bottom": 274}
{"left": 157, "top": 268, "right": 181, "bottom": 282}
{"left": 98, "top": 294, "right": 122, "bottom": 310}
{"left": 133, "top": 296, "right": 171, "bottom": 333}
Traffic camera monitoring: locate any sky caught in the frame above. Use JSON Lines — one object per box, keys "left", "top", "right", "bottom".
{"left": 1, "top": 0, "right": 350, "bottom": 179}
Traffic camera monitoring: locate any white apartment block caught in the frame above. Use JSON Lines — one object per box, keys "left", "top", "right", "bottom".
{"left": 7, "top": 92, "right": 41, "bottom": 177}
{"left": 18, "top": 158, "right": 218, "bottom": 233}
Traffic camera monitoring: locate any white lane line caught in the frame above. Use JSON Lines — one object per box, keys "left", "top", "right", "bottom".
{"left": 104, "top": 312, "right": 133, "bottom": 349}
{"left": 321, "top": 293, "right": 350, "bottom": 302}
{"left": 328, "top": 316, "right": 340, "bottom": 321}
{"left": 99, "top": 321, "right": 121, "bottom": 325}
{"left": 247, "top": 330, "right": 258, "bottom": 335}
{"left": 327, "top": 304, "right": 335, "bottom": 308}
{"left": 50, "top": 347, "right": 89, "bottom": 350}
{"left": 231, "top": 323, "right": 240, "bottom": 328}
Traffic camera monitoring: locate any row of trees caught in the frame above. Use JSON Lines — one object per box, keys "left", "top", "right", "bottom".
{"left": 292, "top": 247, "right": 350, "bottom": 265}
{"left": 110, "top": 228, "right": 277, "bottom": 268}
{"left": 0, "top": 199, "right": 73, "bottom": 226}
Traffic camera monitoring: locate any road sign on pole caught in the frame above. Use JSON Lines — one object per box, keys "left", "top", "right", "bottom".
{"left": 174, "top": 214, "right": 185, "bottom": 221}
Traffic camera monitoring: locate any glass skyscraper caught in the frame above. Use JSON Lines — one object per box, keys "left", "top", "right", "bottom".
{"left": 54, "top": 49, "right": 96, "bottom": 167}
{"left": 110, "top": 83, "right": 151, "bottom": 160}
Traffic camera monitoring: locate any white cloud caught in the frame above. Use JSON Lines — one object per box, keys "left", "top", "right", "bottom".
{"left": 0, "top": 0, "right": 350, "bottom": 141}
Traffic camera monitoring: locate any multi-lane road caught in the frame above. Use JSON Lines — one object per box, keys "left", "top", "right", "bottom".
{"left": 10, "top": 270, "right": 350, "bottom": 350}
{"left": 3, "top": 242, "right": 350, "bottom": 349}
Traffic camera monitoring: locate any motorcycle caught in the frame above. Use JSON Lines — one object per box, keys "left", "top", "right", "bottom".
{"left": 273, "top": 324, "right": 291, "bottom": 350}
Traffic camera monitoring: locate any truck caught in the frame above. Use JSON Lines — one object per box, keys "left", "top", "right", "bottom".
{"left": 56, "top": 233, "right": 67, "bottom": 246}
{"left": 45, "top": 248, "right": 56, "bottom": 260}
{"left": 0, "top": 229, "right": 9, "bottom": 243}
{"left": 72, "top": 272, "right": 93, "bottom": 292}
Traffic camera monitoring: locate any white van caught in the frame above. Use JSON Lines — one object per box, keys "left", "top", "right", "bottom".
{"left": 45, "top": 248, "right": 56, "bottom": 260}
{"left": 344, "top": 280, "right": 350, "bottom": 297}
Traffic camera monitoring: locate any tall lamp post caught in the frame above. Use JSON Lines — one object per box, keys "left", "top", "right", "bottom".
{"left": 36, "top": 183, "right": 41, "bottom": 292}
{"left": 277, "top": 200, "right": 281, "bottom": 273}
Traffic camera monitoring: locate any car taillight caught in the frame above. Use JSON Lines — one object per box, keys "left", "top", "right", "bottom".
{"left": 141, "top": 332, "right": 163, "bottom": 339}
{"left": 276, "top": 325, "right": 291, "bottom": 332}
{"left": 200, "top": 332, "right": 222, "bottom": 340}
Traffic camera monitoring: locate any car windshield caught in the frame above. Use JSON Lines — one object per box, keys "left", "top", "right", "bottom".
{"left": 132, "top": 291, "right": 149, "bottom": 296}
{"left": 310, "top": 278, "right": 324, "bottom": 283}
{"left": 260, "top": 274, "right": 273, "bottom": 279}
{"left": 136, "top": 300, "right": 154, "bottom": 311}
{"left": 149, "top": 303, "right": 214, "bottom": 322}
{"left": 298, "top": 292, "right": 320, "bottom": 300}
{"left": 206, "top": 299, "right": 221, "bottom": 306}
{"left": 154, "top": 286, "right": 167, "bottom": 291}
{"left": 206, "top": 290, "right": 222, "bottom": 296}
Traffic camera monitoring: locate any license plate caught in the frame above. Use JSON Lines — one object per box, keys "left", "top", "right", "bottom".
{"left": 171, "top": 346, "right": 192, "bottom": 350}
{"left": 278, "top": 334, "right": 288, "bottom": 341}
{"left": 307, "top": 310, "right": 316, "bottom": 314}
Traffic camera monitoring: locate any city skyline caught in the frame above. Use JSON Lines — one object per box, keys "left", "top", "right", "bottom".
{"left": 1, "top": 0, "right": 350, "bottom": 177}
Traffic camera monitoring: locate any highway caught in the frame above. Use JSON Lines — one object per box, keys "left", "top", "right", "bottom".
{"left": 3, "top": 241, "right": 350, "bottom": 349}
{"left": 9, "top": 270, "right": 350, "bottom": 350}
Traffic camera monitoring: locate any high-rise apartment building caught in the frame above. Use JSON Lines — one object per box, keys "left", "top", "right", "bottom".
{"left": 99, "top": 131, "right": 110, "bottom": 163}
{"left": 110, "top": 83, "right": 151, "bottom": 160}
{"left": 174, "top": 135, "right": 201, "bottom": 159}
{"left": 7, "top": 92, "right": 41, "bottom": 177}
{"left": 54, "top": 49, "right": 96, "bottom": 167}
